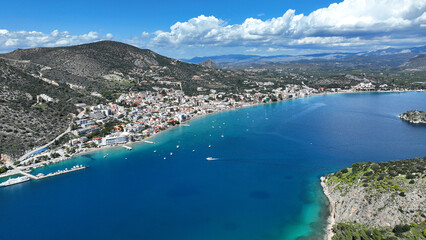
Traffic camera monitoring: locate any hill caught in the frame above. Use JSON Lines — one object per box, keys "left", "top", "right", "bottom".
{"left": 0, "top": 41, "right": 287, "bottom": 158}
{"left": 199, "top": 59, "right": 218, "bottom": 69}
{"left": 0, "top": 58, "right": 84, "bottom": 158}
{"left": 321, "top": 157, "right": 426, "bottom": 239}
{"left": 0, "top": 41, "right": 267, "bottom": 96}
{"left": 403, "top": 54, "right": 426, "bottom": 71}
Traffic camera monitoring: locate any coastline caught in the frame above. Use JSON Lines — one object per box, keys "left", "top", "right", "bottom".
{"left": 320, "top": 177, "right": 335, "bottom": 240}
{"left": 2, "top": 90, "right": 421, "bottom": 179}
{"left": 1, "top": 89, "right": 424, "bottom": 239}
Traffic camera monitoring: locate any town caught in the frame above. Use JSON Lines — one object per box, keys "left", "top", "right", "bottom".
{"left": 0, "top": 82, "right": 413, "bottom": 178}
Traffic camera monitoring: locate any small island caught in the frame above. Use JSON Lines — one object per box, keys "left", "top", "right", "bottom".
{"left": 398, "top": 110, "right": 426, "bottom": 124}
{"left": 321, "top": 157, "right": 426, "bottom": 239}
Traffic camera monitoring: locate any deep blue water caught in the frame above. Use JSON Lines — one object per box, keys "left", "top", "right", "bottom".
{"left": 1, "top": 92, "right": 425, "bottom": 240}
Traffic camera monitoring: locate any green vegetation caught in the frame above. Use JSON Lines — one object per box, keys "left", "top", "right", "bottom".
{"left": 0, "top": 166, "right": 8, "bottom": 174}
{"left": 332, "top": 221, "right": 426, "bottom": 240}
{"left": 326, "top": 157, "right": 425, "bottom": 195}
{"left": 399, "top": 110, "right": 426, "bottom": 124}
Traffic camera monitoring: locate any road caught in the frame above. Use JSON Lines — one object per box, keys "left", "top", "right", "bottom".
{"left": 18, "top": 122, "right": 72, "bottom": 162}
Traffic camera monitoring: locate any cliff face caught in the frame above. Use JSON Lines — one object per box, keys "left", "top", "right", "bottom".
{"left": 398, "top": 110, "right": 426, "bottom": 124}
{"left": 322, "top": 177, "right": 425, "bottom": 227}
{"left": 321, "top": 157, "right": 426, "bottom": 239}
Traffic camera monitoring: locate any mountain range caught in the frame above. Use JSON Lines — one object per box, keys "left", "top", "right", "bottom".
{"left": 182, "top": 46, "right": 426, "bottom": 70}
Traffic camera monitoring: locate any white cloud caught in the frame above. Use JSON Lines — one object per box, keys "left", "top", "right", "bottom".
{"left": 0, "top": 29, "right": 113, "bottom": 51}
{"left": 141, "top": 32, "right": 150, "bottom": 38}
{"left": 246, "top": 48, "right": 259, "bottom": 53}
{"left": 150, "top": 0, "right": 426, "bottom": 50}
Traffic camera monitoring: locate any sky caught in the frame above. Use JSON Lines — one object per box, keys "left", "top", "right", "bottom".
{"left": 0, "top": 0, "right": 425, "bottom": 58}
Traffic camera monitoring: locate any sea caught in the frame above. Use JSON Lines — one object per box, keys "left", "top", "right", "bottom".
{"left": 1, "top": 92, "right": 425, "bottom": 240}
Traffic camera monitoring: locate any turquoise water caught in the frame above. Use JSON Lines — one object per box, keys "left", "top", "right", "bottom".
{"left": 1, "top": 92, "right": 425, "bottom": 240}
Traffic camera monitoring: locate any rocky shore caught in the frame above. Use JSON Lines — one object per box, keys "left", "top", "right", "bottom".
{"left": 321, "top": 157, "right": 426, "bottom": 239}
{"left": 398, "top": 110, "right": 426, "bottom": 124}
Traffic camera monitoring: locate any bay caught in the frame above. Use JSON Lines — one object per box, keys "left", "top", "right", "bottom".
{"left": 0, "top": 92, "right": 425, "bottom": 240}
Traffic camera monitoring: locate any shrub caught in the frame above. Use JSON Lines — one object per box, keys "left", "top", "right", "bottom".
{"left": 409, "top": 180, "right": 415, "bottom": 184}
{"left": 341, "top": 168, "right": 349, "bottom": 174}
{"left": 392, "top": 224, "right": 410, "bottom": 234}
{"left": 406, "top": 174, "right": 416, "bottom": 179}
{"left": 371, "top": 163, "right": 380, "bottom": 172}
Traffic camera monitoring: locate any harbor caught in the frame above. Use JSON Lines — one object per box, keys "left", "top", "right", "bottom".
{"left": 1, "top": 154, "right": 88, "bottom": 187}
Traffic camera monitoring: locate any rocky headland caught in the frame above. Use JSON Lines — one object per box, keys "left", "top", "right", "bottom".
{"left": 321, "top": 157, "right": 426, "bottom": 239}
{"left": 398, "top": 110, "right": 426, "bottom": 124}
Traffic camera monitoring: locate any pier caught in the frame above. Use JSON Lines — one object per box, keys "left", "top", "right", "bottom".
{"left": 35, "top": 165, "right": 87, "bottom": 180}
{"left": 1, "top": 154, "right": 87, "bottom": 181}
{"left": 122, "top": 145, "right": 133, "bottom": 150}
{"left": 143, "top": 140, "right": 154, "bottom": 144}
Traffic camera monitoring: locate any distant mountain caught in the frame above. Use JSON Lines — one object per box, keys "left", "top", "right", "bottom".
{"left": 182, "top": 46, "right": 426, "bottom": 70}
{"left": 182, "top": 54, "right": 261, "bottom": 64}
{"left": 199, "top": 59, "right": 218, "bottom": 69}
{"left": 357, "top": 46, "right": 426, "bottom": 56}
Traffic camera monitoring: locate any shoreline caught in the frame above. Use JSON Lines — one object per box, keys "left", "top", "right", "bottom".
{"left": 320, "top": 177, "right": 335, "bottom": 240}
{"left": 1, "top": 90, "right": 421, "bottom": 178}
{"left": 1, "top": 89, "right": 424, "bottom": 238}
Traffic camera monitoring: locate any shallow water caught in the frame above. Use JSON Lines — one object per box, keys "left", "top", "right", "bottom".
{"left": 1, "top": 92, "right": 425, "bottom": 240}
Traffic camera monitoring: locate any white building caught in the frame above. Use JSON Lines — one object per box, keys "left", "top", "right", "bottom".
{"left": 102, "top": 133, "right": 128, "bottom": 145}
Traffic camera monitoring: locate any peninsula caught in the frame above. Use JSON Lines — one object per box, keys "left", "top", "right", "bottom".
{"left": 321, "top": 157, "right": 426, "bottom": 239}
{"left": 398, "top": 110, "right": 426, "bottom": 124}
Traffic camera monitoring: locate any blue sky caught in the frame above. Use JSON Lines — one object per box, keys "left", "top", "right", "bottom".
{"left": 1, "top": 0, "right": 425, "bottom": 58}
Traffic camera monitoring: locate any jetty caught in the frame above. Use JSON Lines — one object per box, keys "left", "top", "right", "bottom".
{"left": 15, "top": 165, "right": 87, "bottom": 180}
{"left": 35, "top": 165, "right": 87, "bottom": 180}
{"left": 122, "top": 145, "right": 132, "bottom": 150}
{"left": 1, "top": 154, "right": 87, "bottom": 181}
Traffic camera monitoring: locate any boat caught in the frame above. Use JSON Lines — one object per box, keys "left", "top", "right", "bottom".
{"left": 176, "top": 145, "right": 180, "bottom": 149}
{"left": 170, "top": 152, "right": 173, "bottom": 156}
{"left": 163, "top": 157, "right": 166, "bottom": 160}
{"left": 221, "top": 134, "right": 224, "bottom": 138}
{"left": 206, "top": 157, "right": 217, "bottom": 161}
{"left": 0, "top": 176, "right": 31, "bottom": 188}
{"left": 154, "top": 150, "right": 157, "bottom": 153}
{"left": 192, "top": 149, "right": 195, "bottom": 152}
{"left": 208, "top": 145, "right": 211, "bottom": 148}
